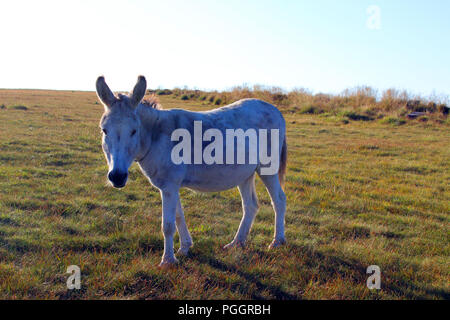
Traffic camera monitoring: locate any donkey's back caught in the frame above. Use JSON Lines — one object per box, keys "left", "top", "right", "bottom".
{"left": 159, "top": 98, "right": 286, "bottom": 192}
{"left": 164, "top": 98, "right": 285, "bottom": 132}
{"left": 206, "top": 98, "right": 286, "bottom": 132}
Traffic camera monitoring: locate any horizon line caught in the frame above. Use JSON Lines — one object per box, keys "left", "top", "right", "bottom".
{"left": 1, "top": 85, "right": 449, "bottom": 101}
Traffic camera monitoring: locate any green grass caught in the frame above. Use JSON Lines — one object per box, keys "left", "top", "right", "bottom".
{"left": 0, "top": 89, "right": 449, "bottom": 299}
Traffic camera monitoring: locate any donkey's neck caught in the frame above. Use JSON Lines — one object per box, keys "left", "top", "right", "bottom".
{"left": 135, "top": 104, "right": 161, "bottom": 162}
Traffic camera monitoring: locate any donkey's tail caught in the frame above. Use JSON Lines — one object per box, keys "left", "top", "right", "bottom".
{"left": 279, "top": 135, "right": 287, "bottom": 190}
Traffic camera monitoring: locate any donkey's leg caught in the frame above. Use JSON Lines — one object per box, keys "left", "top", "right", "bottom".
{"left": 176, "top": 198, "right": 193, "bottom": 256}
{"left": 159, "top": 187, "right": 180, "bottom": 267}
{"left": 259, "top": 174, "right": 286, "bottom": 248}
{"left": 224, "top": 174, "right": 259, "bottom": 249}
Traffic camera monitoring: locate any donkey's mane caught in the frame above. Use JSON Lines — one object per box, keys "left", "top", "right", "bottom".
{"left": 116, "top": 93, "right": 162, "bottom": 110}
{"left": 141, "top": 95, "right": 163, "bottom": 110}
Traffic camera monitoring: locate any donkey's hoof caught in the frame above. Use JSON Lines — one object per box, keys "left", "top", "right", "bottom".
{"left": 158, "top": 257, "right": 179, "bottom": 269}
{"left": 177, "top": 246, "right": 191, "bottom": 256}
{"left": 223, "top": 241, "right": 245, "bottom": 250}
{"left": 268, "top": 239, "right": 286, "bottom": 249}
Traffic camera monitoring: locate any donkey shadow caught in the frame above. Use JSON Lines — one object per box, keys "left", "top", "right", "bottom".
{"left": 182, "top": 242, "right": 449, "bottom": 300}
{"left": 184, "top": 242, "right": 370, "bottom": 299}
{"left": 186, "top": 248, "right": 299, "bottom": 300}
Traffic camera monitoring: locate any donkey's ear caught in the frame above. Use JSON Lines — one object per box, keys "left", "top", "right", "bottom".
{"left": 96, "top": 76, "right": 116, "bottom": 109}
{"left": 130, "top": 75, "right": 147, "bottom": 108}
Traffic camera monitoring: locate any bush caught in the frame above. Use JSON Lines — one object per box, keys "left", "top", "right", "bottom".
{"left": 380, "top": 117, "right": 406, "bottom": 126}
{"left": 426, "top": 102, "right": 437, "bottom": 113}
{"left": 438, "top": 104, "right": 449, "bottom": 115}
{"left": 214, "top": 98, "right": 223, "bottom": 105}
{"left": 156, "top": 89, "right": 173, "bottom": 95}
{"left": 272, "top": 93, "right": 288, "bottom": 103}
{"left": 362, "top": 106, "right": 380, "bottom": 118}
{"left": 172, "top": 88, "right": 182, "bottom": 97}
{"left": 406, "top": 100, "right": 429, "bottom": 112}
{"left": 180, "top": 94, "right": 189, "bottom": 101}
{"left": 9, "top": 105, "right": 28, "bottom": 110}
{"left": 299, "top": 105, "right": 322, "bottom": 114}
{"left": 341, "top": 111, "right": 373, "bottom": 121}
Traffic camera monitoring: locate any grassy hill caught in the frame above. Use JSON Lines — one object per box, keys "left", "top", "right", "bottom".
{"left": 0, "top": 89, "right": 448, "bottom": 299}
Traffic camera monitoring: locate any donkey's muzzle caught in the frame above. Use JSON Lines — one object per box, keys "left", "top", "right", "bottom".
{"left": 108, "top": 170, "right": 128, "bottom": 188}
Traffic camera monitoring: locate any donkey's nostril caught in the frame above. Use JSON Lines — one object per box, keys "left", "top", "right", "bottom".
{"left": 108, "top": 170, "right": 128, "bottom": 188}
{"left": 117, "top": 172, "right": 128, "bottom": 182}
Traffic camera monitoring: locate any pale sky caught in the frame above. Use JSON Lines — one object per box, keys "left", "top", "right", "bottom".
{"left": 1, "top": 0, "right": 449, "bottom": 97}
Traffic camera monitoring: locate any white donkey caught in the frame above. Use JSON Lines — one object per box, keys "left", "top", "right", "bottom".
{"left": 96, "top": 76, "right": 287, "bottom": 267}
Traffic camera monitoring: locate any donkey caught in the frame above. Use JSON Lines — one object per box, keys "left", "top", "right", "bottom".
{"left": 96, "top": 76, "right": 287, "bottom": 267}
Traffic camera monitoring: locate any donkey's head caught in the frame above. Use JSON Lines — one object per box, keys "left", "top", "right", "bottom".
{"left": 96, "top": 76, "right": 147, "bottom": 188}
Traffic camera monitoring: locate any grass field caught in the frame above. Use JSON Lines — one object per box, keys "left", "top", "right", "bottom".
{"left": 0, "top": 89, "right": 449, "bottom": 299}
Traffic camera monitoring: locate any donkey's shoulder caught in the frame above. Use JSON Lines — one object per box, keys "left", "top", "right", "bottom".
{"left": 161, "top": 108, "right": 202, "bottom": 132}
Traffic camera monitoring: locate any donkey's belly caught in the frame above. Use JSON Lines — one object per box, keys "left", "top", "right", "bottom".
{"left": 181, "top": 164, "right": 257, "bottom": 192}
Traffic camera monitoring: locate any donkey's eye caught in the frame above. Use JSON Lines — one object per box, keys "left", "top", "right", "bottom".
{"left": 131, "top": 129, "right": 137, "bottom": 137}
{"left": 102, "top": 128, "right": 108, "bottom": 135}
